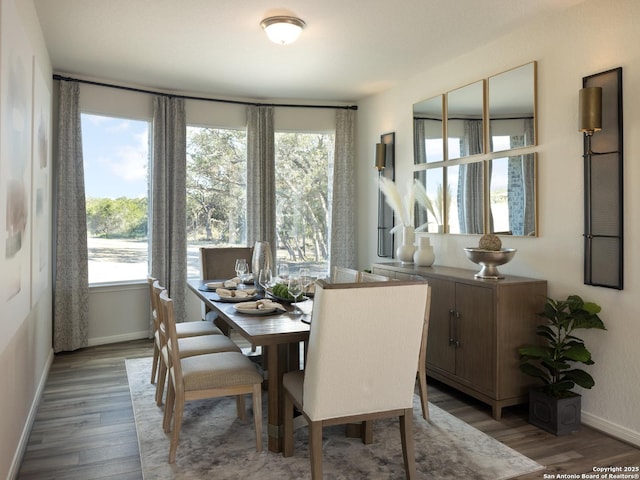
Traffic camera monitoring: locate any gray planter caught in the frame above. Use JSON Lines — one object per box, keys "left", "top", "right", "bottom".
{"left": 528, "top": 388, "right": 581, "bottom": 436}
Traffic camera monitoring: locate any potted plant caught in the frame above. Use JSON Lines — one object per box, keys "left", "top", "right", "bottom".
{"left": 518, "top": 295, "right": 606, "bottom": 435}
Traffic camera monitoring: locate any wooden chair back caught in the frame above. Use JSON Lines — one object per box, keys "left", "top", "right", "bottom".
{"left": 200, "top": 246, "right": 253, "bottom": 280}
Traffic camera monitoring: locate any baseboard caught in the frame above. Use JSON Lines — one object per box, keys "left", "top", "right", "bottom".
{"left": 8, "top": 348, "right": 54, "bottom": 480}
{"left": 582, "top": 411, "right": 640, "bottom": 448}
{"left": 88, "top": 331, "right": 150, "bottom": 347}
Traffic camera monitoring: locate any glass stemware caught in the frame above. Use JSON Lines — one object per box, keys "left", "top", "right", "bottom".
{"left": 299, "top": 267, "right": 311, "bottom": 296}
{"left": 258, "top": 268, "right": 273, "bottom": 296}
{"left": 235, "top": 258, "right": 248, "bottom": 287}
{"left": 277, "top": 263, "right": 289, "bottom": 281}
{"left": 287, "top": 276, "right": 304, "bottom": 314}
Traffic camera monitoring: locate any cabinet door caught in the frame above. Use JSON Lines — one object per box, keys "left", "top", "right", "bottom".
{"left": 454, "top": 283, "right": 495, "bottom": 393}
{"left": 426, "top": 277, "right": 456, "bottom": 374}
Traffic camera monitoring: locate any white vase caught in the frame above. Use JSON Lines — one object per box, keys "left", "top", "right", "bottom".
{"left": 413, "top": 236, "right": 435, "bottom": 267}
{"left": 396, "top": 226, "right": 416, "bottom": 264}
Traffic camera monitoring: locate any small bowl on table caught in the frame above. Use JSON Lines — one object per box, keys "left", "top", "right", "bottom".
{"left": 463, "top": 248, "right": 517, "bottom": 279}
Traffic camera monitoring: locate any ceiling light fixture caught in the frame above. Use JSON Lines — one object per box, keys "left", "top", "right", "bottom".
{"left": 260, "top": 16, "right": 305, "bottom": 45}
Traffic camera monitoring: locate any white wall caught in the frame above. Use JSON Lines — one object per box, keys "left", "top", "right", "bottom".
{"left": 356, "top": 0, "right": 640, "bottom": 445}
{"left": 0, "top": 1, "right": 53, "bottom": 478}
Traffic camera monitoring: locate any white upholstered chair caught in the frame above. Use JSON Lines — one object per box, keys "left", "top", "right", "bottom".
{"left": 282, "top": 279, "right": 431, "bottom": 479}
{"left": 158, "top": 289, "right": 263, "bottom": 463}
{"left": 330, "top": 266, "right": 360, "bottom": 283}
{"left": 357, "top": 271, "right": 391, "bottom": 282}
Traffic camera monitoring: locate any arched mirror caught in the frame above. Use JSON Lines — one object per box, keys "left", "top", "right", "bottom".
{"left": 488, "top": 153, "right": 537, "bottom": 236}
{"left": 447, "top": 80, "right": 484, "bottom": 160}
{"left": 447, "top": 162, "right": 485, "bottom": 234}
{"left": 413, "top": 95, "right": 444, "bottom": 164}
{"left": 489, "top": 62, "right": 537, "bottom": 152}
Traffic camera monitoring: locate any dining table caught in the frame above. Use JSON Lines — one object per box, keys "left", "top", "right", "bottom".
{"left": 187, "top": 279, "right": 311, "bottom": 453}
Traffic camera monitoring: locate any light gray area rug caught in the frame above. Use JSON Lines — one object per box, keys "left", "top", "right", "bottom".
{"left": 126, "top": 357, "right": 543, "bottom": 480}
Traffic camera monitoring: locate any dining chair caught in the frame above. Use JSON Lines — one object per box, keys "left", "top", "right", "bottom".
{"left": 282, "top": 279, "right": 431, "bottom": 479}
{"left": 158, "top": 289, "right": 263, "bottom": 463}
{"left": 357, "top": 271, "right": 390, "bottom": 282}
{"left": 330, "top": 266, "right": 359, "bottom": 283}
{"left": 199, "top": 246, "right": 254, "bottom": 329}
{"left": 147, "top": 276, "right": 223, "bottom": 385}
{"left": 152, "top": 281, "right": 243, "bottom": 407}
{"left": 409, "top": 274, "right": 432, "bottom": 420}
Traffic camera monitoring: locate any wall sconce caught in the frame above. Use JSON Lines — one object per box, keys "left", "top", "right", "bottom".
{"left": 375, "top": 143, "right": 386, "bottom": 171}
{"left": 580, "top": 68, "right": 623, "bottom": 290}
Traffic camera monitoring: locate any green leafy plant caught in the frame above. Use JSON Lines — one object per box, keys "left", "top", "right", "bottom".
{"left": 518, "top": 295, "right": 606, "bottom": 398}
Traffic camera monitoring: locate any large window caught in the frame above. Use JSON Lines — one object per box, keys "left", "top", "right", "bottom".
{"left": 82, "top": 113, "right": 150, "bottom": 284}
{"left": 275, "top": 131, "right": 333, "bottom": 276}
{"left": 186, "top": 126, "right": 247, "bottom": 278}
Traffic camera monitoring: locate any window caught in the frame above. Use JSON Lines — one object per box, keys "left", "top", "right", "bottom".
{"left": 82, "top": 114, "right": 150, "bottom": 284}
{"left": 186, "top": 126, "right": 247, "bottom": 279}
{"left": 275, "top": 131, "right": 333, "bottom": 276}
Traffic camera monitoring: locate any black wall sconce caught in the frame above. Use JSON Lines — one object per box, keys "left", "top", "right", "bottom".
{"left": 580, "top": 67, "right": 623, "bottom": 289}
{"left": 376, "top": 133, "right": 395, "bottom": 257}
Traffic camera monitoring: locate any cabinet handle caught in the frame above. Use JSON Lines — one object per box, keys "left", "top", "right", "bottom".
{"left": 448, "top": 309, "right": 455, "bottom": 346}
{"left": 454, "top": 311, "right": 461, "bottom": 348}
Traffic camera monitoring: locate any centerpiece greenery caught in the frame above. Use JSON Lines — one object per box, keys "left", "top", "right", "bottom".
{"left": 518, "top": 295, "right": 606, "bottom": 398}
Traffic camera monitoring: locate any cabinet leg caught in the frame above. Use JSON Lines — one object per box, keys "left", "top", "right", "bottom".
{"left": 492, "top": 405, "right": 502, "bottom": 420}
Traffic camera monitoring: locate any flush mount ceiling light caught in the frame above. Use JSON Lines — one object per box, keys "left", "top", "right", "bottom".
{"left": 260, "top": 16, "right": 306, "bottom": 45}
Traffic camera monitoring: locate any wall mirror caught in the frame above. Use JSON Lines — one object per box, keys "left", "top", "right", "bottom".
{"left": 488, "top": 153, "right": 537, "bottom": 236}
{"left": 489, "top": 62, "right": 537, "bottom": 153}
{"left": 414, "top": 168, "right": 445, "bottom": 233}
{"left": 413, "top": 95, "right": 444, "bottom": 164}
{"left": 447, "top": 80, "right": 484, "bottom": 160}
{"left": 447, "top": 162, "right": 485, "bottom": 234}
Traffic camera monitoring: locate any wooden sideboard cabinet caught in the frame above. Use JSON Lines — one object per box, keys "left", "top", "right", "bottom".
{"left": 372, "top": 262, "right": 547, "bottom": 419}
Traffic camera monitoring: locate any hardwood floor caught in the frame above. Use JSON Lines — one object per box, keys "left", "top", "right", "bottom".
{"left": 17, "top": 339, "right": 640, "bottom": 479}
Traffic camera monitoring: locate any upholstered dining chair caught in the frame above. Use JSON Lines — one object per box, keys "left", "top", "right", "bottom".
{"left": 199, "top": 246, "right": 254, "bottom": 329}
{"left": 147, "top": 276, "right": 223, "bottom": 386}
{"left": 152, "top": 281, "right": 242, "bottom": 406}
{"left": 158, "top": 289, "right": 263, "bottom": 463}
{"left": 282, "top": 279, "right": 431, "bottom": 479}
{"left": 330, "top": 266, "right": 360, "bottom": 283}
{"left": 357, "top": 271, "right": 390, "bottom": 282}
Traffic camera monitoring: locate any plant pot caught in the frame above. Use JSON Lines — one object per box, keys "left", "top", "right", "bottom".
{"left": 528, "top": 388, "right": 581, "bottom": 436}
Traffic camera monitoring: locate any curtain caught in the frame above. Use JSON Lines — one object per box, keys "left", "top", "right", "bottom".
{"left": 413, "top": 119, "right": 427, "bottom": 164}
{"left": 53, "top": 81, "right": 89, "bottom": 352}
{"left": 458, "top": 120, "right": 484, "bottom": 234}
{"left": 329, "top": 109, "right": 356, "bottom": 269}
{"left": 150, "top": 96, "right": 187, "bottom": 332}
{"left": 246, "top": 106, "right": 276, "bottom": 260}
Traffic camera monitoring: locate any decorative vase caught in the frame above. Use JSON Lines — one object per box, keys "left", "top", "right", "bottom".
{"left": 251, "top": 241, "right": 273, "bottom": 293}
{"left": 413, "top": 236, "right": 435, "bottom": 267}
{"left": 396, "top": 226, "right": 416, "bottom": 264}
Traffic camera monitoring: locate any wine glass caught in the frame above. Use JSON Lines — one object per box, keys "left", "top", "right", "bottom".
{"left": 287, "top": 276, "right": 304, "bottom": 314}
{"left": 235, "top": 259, "right": 248, "bottom": 287}
{"left": 258, "top": 268, "right": 273, "bottom": 296}
{"left": 299, "top": 267, "right": 311, "bottom": 295}
{"left": 277, "top": 263, "right": 289, "bottom": 281}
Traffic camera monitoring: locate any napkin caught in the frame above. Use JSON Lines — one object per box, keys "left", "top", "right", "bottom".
{"left": 217, "top": 288, "right": 256, "bottom": 299}
{"left": 236, "top": 299, "right": 286, "bottom": 312}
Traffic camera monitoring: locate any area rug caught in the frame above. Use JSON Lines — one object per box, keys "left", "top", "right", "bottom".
{"left": 126, "top": 357, "right": 543, "bottom": 480}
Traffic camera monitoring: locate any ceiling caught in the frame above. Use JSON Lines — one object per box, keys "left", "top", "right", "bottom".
{"left": 33, "top": 0, "right": 584, "bottom": 104}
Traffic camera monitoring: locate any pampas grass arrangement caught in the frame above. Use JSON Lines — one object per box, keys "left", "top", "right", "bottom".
{"left": 378, "top": 177, "right": 414, "bottom": 234}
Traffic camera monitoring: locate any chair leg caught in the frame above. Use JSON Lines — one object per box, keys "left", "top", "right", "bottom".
{"left": 399, "top": 408, "right": 417, "bottom": 480}
{"left": 283, "top": 391, "right": 294, "bottom": 457}
{"left": 252, "top": 384, "right": 263, "bottom": 452}
{"left": 151, "top": 344, "right": 159, "bottom": 384}
{"left": 236, "top": 395, "right": 246, "bottom": 421}
{"left": 309, "top": 421, "right": 323, "bottom": 480}
{"left": 156, "top": 361, "right": 167, "bottom": 406}
{"left": 168, "top": 392, "right": 184, "bottom": 464}
{"left": 163, "top": 382, "right": 175, "bottom": 433}
{"left": 418, "top": 369, "right": 429, "bottom": 421}
{"left": 361, "top": 420, "right": 373, "bottom": 444}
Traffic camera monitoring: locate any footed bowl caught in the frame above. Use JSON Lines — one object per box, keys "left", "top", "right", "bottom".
{"left": 463, "top": 247, "right": 517, "bottom": 279}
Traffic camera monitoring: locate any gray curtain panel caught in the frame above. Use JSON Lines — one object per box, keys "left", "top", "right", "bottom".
{"left": 330, "top": 109, "right": 356, "bottom": 269}
{"left": 246, "top": 105, "right": 276, "bottom": 260}
{"left": 150, "top": 96, "right": 187, "bottom": 332}
{"left": 413, "top": 118, "right": 427, "bottom": 164}
{"left": 53, "top": 80, "right": 89, "bottom": 352}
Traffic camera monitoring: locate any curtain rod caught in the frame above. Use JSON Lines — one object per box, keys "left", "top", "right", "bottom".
{"left": 52, "top": 74, "right": 358, "bottom": 111}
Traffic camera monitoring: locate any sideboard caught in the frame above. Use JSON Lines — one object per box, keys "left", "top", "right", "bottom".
{"left": 372, "top": 262, "right": 547, "bottom": 419}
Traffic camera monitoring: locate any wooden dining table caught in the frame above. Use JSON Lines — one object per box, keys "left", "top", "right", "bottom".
{"left": 187, "top": 279, "right": 311, "bottom": 453}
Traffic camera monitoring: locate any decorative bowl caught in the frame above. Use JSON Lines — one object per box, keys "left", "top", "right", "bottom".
{"left": 463, "top": 248, "right": 517, "bottom": 279}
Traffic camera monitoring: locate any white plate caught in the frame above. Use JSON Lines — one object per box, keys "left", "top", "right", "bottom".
{"left": 233, "top": 302, "right": 277, "bottom": 315}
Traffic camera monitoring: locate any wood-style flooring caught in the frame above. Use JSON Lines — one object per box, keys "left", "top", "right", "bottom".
{"left": 16, "top": 339, "right": 640, "bottom": 479}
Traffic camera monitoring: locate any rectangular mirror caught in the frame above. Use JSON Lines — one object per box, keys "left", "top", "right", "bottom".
{"left": 489, "top": 62, "right": 537, "bottom": 152}
{"left": 447, "top": 162, "right": 485, "bottom": 234}
{"left": 447, "top": 80, "right": 484, "bottom": 160}
{"left": 489, "top": 153, "right": 537, "bottom": 236}
{"left": 413, "top": 95, "right": 444, "bottom": 164}
{"left": 414, "top": 167, "right": 445, "bottom": 233}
